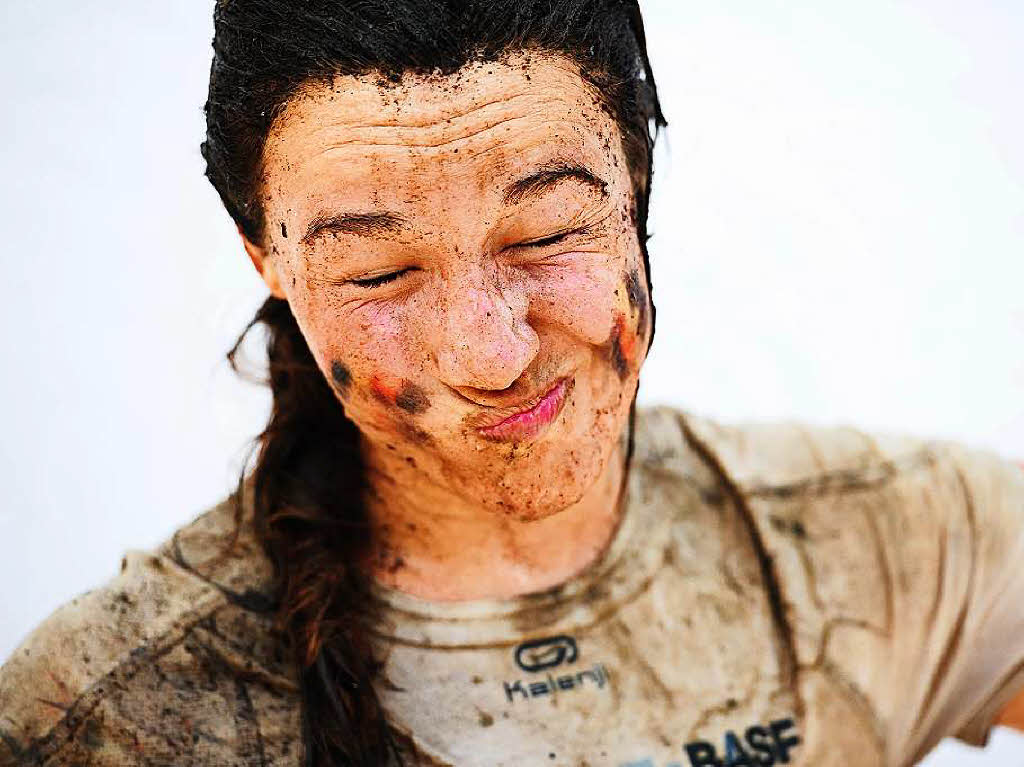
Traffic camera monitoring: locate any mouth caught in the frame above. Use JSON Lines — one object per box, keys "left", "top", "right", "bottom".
{"left": 475, "top": 376, "right": 574, "bottom": 443}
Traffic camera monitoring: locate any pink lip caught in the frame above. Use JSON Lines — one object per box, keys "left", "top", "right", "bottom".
{"left": 476, "top": 377, "right": 573, "bottom": 443}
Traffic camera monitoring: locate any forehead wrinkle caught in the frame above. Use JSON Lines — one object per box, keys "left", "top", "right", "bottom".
{"left": 283, "top": 95, "right": 587, "bottom": 159}
{"left": 314, "top": 113, "right": 542, "bottom": 152}
{"left": 309, "top": 114, "right": 602, "bottom": 170}
{"left": 448, "top": 125, "right": 589, "bottom": 165}
{"left": 314, "top": 91, "right": 547, "bottom": 131}
{"left": 285, "top": 124, "right": 617, "bottom": 226}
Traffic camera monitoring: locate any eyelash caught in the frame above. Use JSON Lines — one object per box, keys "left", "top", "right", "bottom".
{"left": 347, "top": 226, "right": 590, "bottom": 288}
{"left": 517, "top": 227, "right": 585, "bottom": 249}
{"left": 350, "top": 270, "right": 409, "bottom": 288}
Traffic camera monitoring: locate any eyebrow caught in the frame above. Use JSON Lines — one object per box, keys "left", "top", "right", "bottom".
{"left": 300, "top": 159, "right": 607, "bottom": 244}
{"left": 501, "top": 160, "right": 608, "bottom": 206}
{"left": 301, "top": 211, "right": 408, "bottom": 245}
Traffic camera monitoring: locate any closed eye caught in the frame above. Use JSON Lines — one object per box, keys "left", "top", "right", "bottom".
{"left": 350, "top": 268, "right": 412, "bottom": 288}
{"left": 515, "top": 225, "right": 591, "bottom": 250}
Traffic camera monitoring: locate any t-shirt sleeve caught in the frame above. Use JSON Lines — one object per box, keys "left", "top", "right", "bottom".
{"left": 921, "top": 442, "right": 1024, "bottom": 750}
{"left": 792, "top": 432, "right": 1024, "bottom": 762}
{"left": 678, "top": 413, "right": 1024, "bottom": 764}
{"left": 0, "top": 550, "right": 228, "bottom": 765}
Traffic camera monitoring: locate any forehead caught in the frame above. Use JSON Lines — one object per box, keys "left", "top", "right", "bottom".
{"left": 260, "top": 53, "right": 625, "bottom": 215}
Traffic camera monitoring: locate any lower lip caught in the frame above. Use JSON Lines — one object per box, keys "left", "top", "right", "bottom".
{"left": 477, "top": 377, "right": 572, "bottom": 443}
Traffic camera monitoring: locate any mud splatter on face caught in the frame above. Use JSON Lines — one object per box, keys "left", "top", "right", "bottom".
{"left": 624, "top": 267, "right": 648, "bottom": 338}
{"left": 365, "top": 372, "right": 435, "bottom": 448}
{"left": 370, "top": 375, "right": 431, "bottom": 415}
{"left": 330, "top": 360, "right": 352, "bottom": 394}
{"left": 395, "top": 381, "right": 431, "bottom": 415}
{"left": 370, "top": 374, "right": 398, "bottom": 405}
{"left": 609, "top": 266, "right": 651, "bottom": 369}
{"left": 603, "top": 311, "right": 635, "bottom": 381}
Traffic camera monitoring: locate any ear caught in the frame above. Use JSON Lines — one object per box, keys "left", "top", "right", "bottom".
{"left": 237, "top": 224, "right": 287, "bottom": 299}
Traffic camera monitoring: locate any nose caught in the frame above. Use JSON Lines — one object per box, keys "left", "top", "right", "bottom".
{"left": 431, "top": 261, "right": 540, "bottom": 391}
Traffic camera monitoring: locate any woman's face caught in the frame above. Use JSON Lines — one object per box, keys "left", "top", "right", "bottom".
{"left": 249, "top": 52, "right": 651, "bottom": 522}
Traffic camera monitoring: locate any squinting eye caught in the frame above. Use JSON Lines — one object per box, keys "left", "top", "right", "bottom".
{"left": 515, "top": 224, "right": 591, "bottom": 250}
{"left": 350, "top": 268, "right": 412, "bottom": 288}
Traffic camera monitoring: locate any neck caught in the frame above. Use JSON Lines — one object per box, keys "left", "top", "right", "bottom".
{"left": 356, "top": 419, "right": 632, "bottom": 602}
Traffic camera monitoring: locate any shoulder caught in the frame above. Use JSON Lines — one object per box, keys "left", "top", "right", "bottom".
{"left": 650, "top": 405, "right": 1024, "bottom": 758}
{"left": 666, "top": 406, "right": 934, "bottom": 486}
{"left": 634, "top": 402, "right": 1024, "bottom": 530}
{"left": 0, "top": 484, "right": 301, "bottom": 766}
{"left": 631, "top": 403, "right": 945, "bottom": 504}
{"left": 669, "top": 407, "right": 1022, "bottom": 566}
{"left": 643, "top": 406, "right": 983, "bottom": 623}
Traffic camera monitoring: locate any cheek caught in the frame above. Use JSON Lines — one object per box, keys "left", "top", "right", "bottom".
{"left": 292, "top": 289, "right": 415, "bottom": 402}
{"left": 527, "top": 257, "right": 623, "bottom": 345}
{"left": 325, "top": 336, "right": 436, "bottom": 445}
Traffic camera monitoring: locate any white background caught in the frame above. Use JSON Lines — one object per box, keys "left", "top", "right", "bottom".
{"left": 1, "top": 2, "right": 1021, "bottom": 764}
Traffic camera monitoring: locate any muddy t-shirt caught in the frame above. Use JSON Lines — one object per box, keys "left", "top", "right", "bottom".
{"left": 1, "top": 405, "right": 1023, "bottom": 767}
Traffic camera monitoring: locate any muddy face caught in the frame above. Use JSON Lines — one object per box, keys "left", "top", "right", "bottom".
{"left": 249, "top": 52, "right": 651, "bottom": 522}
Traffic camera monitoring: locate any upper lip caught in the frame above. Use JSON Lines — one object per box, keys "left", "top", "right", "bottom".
{"left": 468, "top": 376, "right": 570, "bottom": 430}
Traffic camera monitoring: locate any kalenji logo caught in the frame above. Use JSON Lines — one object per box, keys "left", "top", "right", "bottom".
{"left": 503, "top": 635, "right": 610, "bottom": 703}
{"left": 514, "top": 635, "right": 579, "bottom": 672}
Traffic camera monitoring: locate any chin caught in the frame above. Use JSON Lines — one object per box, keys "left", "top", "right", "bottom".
{"left": 476, "top": 446, "right": 606, "bottom": 523}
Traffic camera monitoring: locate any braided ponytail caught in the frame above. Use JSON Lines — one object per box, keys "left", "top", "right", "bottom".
{"left": 226, "top": 296, "right": 399, "bottom": 764}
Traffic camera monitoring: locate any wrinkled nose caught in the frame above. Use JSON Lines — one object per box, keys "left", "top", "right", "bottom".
{"left": 431, "top": 262, "right": 539, "bottom": 391}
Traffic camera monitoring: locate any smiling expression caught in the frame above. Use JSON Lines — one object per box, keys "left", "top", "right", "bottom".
{"left": 251, "top": 51, "right": 652, "bottom": 522}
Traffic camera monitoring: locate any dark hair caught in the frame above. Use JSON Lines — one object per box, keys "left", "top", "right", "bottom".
{"left": 203, "top": 1, "right": 666, "bottom": 764}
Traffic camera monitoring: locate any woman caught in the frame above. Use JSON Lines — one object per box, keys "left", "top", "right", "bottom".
{"left": 1, "top": 1, "right": 1022, "bottom": 765}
